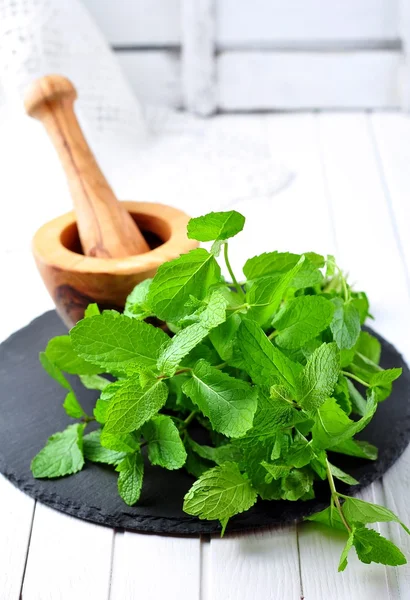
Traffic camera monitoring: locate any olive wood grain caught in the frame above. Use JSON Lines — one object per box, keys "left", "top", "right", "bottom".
{"left": 24, "top": 75, "right": 150, "bottom": 258}
{"left": 32, "top": 202, "right": 198, "bottom": 327}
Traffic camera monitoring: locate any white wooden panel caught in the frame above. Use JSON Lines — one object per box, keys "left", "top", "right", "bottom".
{"left": 300, "top": 486, "right": 391, "bottom": 598}
{"left": 110, "top": 532, "right": 200, "bottom": 600}
{"left": 368, "top": 111, "right": 410, "bottom": 596}
{"left": 182, "top": 0, "right": 216, "bottom": 115}
{"left": 217, "top": 52, "right": 400, "bottom": 110}
{"left": 116, "top": 51, "right": 182, "bottom": 108}
{"left": 370, "top": 112, "right": 410, "bottom": 282}
{"left": 295, "top": 112, "right": 410, "bottom": 597}
{"left": 22, "top": 504, "right": 113, "bottom": 600}
{"left": 207, "top": 526, "right": 301, "bottom": 600}
{"left": 316, "top": 113, "right": 410, "bottom": 358}
{"left": 82, "top": 0, "right": 181, "bottom": 46}
{"left": 0, "top": 476, "right": 35, "bottom": 600}
{"left": 218, "top": 0, "right": 399, "bottom": 45}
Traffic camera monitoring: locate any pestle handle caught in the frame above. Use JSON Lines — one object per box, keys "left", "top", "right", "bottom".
{"left": 24, "top": 75, "right": 150, "bottom": 258}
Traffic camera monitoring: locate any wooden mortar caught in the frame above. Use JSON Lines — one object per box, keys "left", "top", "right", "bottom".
{"left": 33, "top": 202, "right": 197, "bottom": 327}
{"left": 26, "top": 75, "right": 197, "bottom": 327}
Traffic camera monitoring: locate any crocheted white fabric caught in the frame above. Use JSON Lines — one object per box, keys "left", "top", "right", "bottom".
{"left": 0, "top": 0, "right": 291, "bottom": 253}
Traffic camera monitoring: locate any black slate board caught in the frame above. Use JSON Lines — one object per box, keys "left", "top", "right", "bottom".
{"left": 0, "top": 311, "right": 409, "bottom": 535}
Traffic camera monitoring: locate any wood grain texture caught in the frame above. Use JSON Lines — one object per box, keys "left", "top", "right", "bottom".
{"left": 110, "top": 532, "right": 201, "bottom": 600}
{"left": 181, "top": 0, "right": 216, "bottom": 115}
{"left": 206, "top": 526, "right": 301, "bottom": 600}
{"left": 22, "top": 503, "right": 114, "bottom": 600}
{"left": 32, "top": 201, "right": 197, "bottom": 327}
{"left": 25, "top": 75, "right": 150, "bottom": 258}
{"left": 0, "top": 476, "right": 35, "bottom": 600}
{"left": 217, "top": 51, "right": 400, "bottom": 110}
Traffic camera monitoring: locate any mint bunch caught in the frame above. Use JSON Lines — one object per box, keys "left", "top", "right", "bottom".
{"left": 32, "top": 210, "right": 409, "bottom": 571}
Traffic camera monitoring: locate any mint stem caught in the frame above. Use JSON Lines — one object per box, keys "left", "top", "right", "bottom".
{"left": 183, "top": 410, "right": 197, "bottom": 426}
{"left": 325, "top": 458, "right": 351, "bottom": 532}
{"left": 342, "top": 370, "right": 369, "bottom": 388}
{"left": 224, "top": 243, "right": 245, "bottom": 300}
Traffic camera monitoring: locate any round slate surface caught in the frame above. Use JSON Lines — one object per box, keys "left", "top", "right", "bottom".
{"left": 1, "top": 311, "right": 409, "bottom": 535}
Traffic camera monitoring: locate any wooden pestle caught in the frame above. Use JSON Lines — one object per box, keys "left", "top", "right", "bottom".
{"left": 24, "top": 75, "right": 150, "bottom": 258}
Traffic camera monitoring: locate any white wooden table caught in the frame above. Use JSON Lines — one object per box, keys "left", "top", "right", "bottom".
{"left": 1, "top": 111, "right": 410, "bottom": 599}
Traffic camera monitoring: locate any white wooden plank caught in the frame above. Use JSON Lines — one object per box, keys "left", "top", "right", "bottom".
{"left": 217, "top": 51, "right": 400, "bottom": 110}
{"left": 22, "top": 503, "right": 113, "bottom": 600}
{"left": 116, "top": 51, "right": 182, "bottom": 108}
{"left": 370, "top": 112, "right": 410, "bottom": 283}
{"left": 300, "top": 485, "right": 391, "bottom": 598}
{"left": 300, "top": 111, "right": 410, "bottom": 596}
{"left": 399, "top": 0, "right": 410, "bottom": 109}
{"left": 316, "top": 113, "right": 410, "bottom": 358}
{"left": 181, "top": 0, "right": 216, "bottom": 116}
{"left": 368, "top": 111, "right": 410, "bottom": 597}
{"left": 207, "top": 526, "right": 301, "bottom": 600}
{"left": 110, "top": 532, "right": 200, "bottom": 600}
{"left": 82, "top": 0, "right": 181, "bottom": 46}
{"left": 0, "top": 476, "right": 35, "bottom": 600}
{"left": 218, "top": 0, "right": 399, "bottom": 45}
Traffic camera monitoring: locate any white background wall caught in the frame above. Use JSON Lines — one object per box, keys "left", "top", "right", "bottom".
{"left": 82, "top": 0, "right": 407, "bottom": 113}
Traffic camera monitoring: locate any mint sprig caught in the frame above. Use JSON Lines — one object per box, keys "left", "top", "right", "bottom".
{"left": 31, "top": 209, "right": 409, "bottom": 571}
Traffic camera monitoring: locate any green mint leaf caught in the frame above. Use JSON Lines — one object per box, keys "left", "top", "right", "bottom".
{"left": 297, "top": 342, "right": 340, "bottom": 411}
{"left": 209, "top": 313, "right": 241, "bottom": 363}
{"left": 331, "top": 438, "right": 378, "bottom": 460}
{"left": 71, "top": 313, "right": 170, "bottom": 375}
{"left": 104, "top": 377, "right": 168, "bottom": 434}
{"left": 282, "top": 433, "right": 315, "bottom": 468}
{"left": 238, "top": 389, "right": 301, "bottom": 444}
{"left": 326, "top": 254, "right": 336, "bottom": 278}
{"left": 83, "top": 430, "right": 126, "bottom": 465}
{"left": 246, "top": 257, "right": 305, "bottom": 324}
{"left": 187, "top": 437, "right": 242, "bottom": 466}
{"left": 124, "top": 279, "right": 153, "bottom": 320}
{"left": 281, "top": 468, "right": 314, "bottom": 501}
{"left": 39, "top": 353, "right": 86, "bottom": 418}
{"left": 342, "top": 497, "right": 410, "bottom": 534}
{"left": 182, "top": 359, "right": 257, "bottom": 438}
{"left": 147, "top": 248, "right": 221, "bottom": 322}
{"left": 353, "top": 526, "right": 407, "bottom": 567}
{"left": 93, "top": 380, "right": 124, "bottom": 424}
{"left": 158, "top": 290, "right": 227, "bottom": 375}
{"left": 39, "top": 351, "right": 71, "bottom": 390}
{"left": 272, "top": 296, "right": 335, "bottom": 349}
{"left": 305, "top": 505, "right": 346, "bottom": 531}
{"left": 31, "top": 423, "right": 85, "bottom": 478}
{"left": 100, "top": 430, "right": 139, "bottom": 453}
{"left": 187, "top": 210, "right": 245, "bottom": 242}
{"left": 116, "top": 452, "right": 144, "bottom": 506}
{"left": 261, "top": 461, "right": 291, "bottom": 481}
{"left": 312, "top": 391, "right": 377, "bottom": 450}
{"left": 338, "top": 529, "right": 355, "bottom": 572}
{"left": 183, "top": 462, "right": 257, "bottom": 527}
{"left": 45, "top": 335, "right": 102, "bottom": 375}
{"left": 84, "top": 303, "right": 100, "bottom": 318}
{"left": 79, "top": 374, "right": 110, "bottom": 391}
{"left": 355, "top": 331, "right": 381, "bottom": 365}
{"left": 185, "top": 444, "right": 214, "bottom": 478}
{"left": 369, "top": 368, "right": 402, "bottom": 388}
{"left": 243, "top": 252, "right": 323, "bottom": 289}
{"left": 329, "top": 463, "right": 359, "bottom": 485}
{"left": 346, "top": 379, "right": 367, "bottom": 417}
{"left": 238, "top": 318, "right": 302, "bottom": 389}
{"left": 142, "top": 415, "right": 187, "bottom": 469}
{"left": 330, "top": 298, "right": 361, "bottom": 350}
{"left": 63, "top": 391, "right": 85, "bottom": 419}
